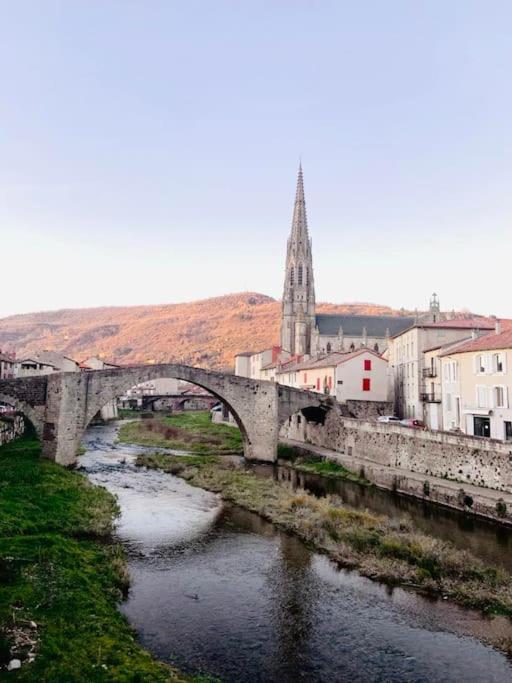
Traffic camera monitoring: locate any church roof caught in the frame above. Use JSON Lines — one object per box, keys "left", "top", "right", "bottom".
{"left": 315, "top": 313, "right": 415, "bottom": 338}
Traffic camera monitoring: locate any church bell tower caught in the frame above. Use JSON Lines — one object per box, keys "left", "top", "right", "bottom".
{"left": 280, "top": 164, "right": 316, "bottom": 355}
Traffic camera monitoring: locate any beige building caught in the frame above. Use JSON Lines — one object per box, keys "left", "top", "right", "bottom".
{"left": 389, "top": 317, "right": 495, "bottom": 421}
{"left": 15, "top": 358, "right": 58, "bottom": 377}
{"left": 31, "top": 350, "right": 80, "bottom": 373}
{"left": 275, "top": 349, "right": 389, "bottom": 403}
{"left": 0, "top": 352, "right": 15, "bottom": 380}
{"left": 235, "top": 346, "right": 287, "bottom": 381}
{"left": 439, "top": 325, "right": 512, "bottom": 441}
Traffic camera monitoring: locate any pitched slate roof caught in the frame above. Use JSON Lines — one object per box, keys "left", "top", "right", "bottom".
{"left": 315, "top": 313, "right": 414, "bottom": 338}
{"left": 421, "top": 318, "right": 495, "bottom": 329}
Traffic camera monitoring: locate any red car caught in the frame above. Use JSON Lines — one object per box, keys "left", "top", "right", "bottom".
{"left": 400, "top": 418, "right": 426, "bottom": 429}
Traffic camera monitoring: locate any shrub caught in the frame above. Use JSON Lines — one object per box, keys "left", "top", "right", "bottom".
{"left": 496, "top": 499, "right": 507, "bottom": 518}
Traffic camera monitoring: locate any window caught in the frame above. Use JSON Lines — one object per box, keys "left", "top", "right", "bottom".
{"left": 374, "top": 343, "right": 379, "bottom": 353}
{"left": 476, "top": 355, "right": 486, "bottom": 374}
{"left": 326, "top": 342, "right": 332, "bottom": 353}
{"left": 316, "top": 377, "right": 320, "bottom": 391}
{"left": 505, "top": 421, "right": 512, "bottom": 442}
{"left": 364, "top": 359, "right": 372, "bottom": 371}
{"left": 477, "top": 385, "right": 488, "bottom": 408}
{"left": 303, "top": 372, "right": 307, "bottom": 383}
{"left": 298, "top": 264, "right": 303, "bottom": 285}
{"left": 328, "top": 375, "right": 332, "bottom": 389}
{"left": 350, "top": 343, "right": 355, "bottom": 351}
{"left": 494, "top": 386, "right": 506, "bottom": 408}
{"left": 362, "top": 378, "right": 371, "bottom": 392}
{"left": 290, "top": 267, "right": 294, "bottom": 285}
{"left": 493, "top": 353, "right": 504, "bottom": 373}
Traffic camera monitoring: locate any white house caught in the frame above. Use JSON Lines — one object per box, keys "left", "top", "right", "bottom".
{"left": 275, "top": 349, "right": 389, "bottom": 403}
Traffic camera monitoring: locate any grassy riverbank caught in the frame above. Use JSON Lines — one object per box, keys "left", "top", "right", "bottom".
{"left": 0, "top": 435, "right": 206, "bottom": 681}
{"left": 277, "top": 443, "right": 368, "bottom": 483}
{"left": 118, "top": 411, "right": 243, "bottom": 454}
{"left": 137, "top": 452, "right": 512, "bottom": 627}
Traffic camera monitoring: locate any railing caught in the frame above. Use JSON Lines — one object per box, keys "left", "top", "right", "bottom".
{"left": 420, "top": 392, "right": 442, "bottom": 403}
{"left": 422, "top": 367, "right": 437, "bottom": 378}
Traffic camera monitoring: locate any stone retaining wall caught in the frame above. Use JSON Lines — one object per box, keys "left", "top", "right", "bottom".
{"left": 0, "top": 414, "right": 25, "bottom": 446}
{"left": 280, "top": 405, "right": 512, "bottom": 493}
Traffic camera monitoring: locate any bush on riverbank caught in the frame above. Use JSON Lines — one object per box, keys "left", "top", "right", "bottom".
{"left": 118, "top": 411, "right": 243, "bottom": 454}
{"left": 0, "top": 435, "right": 200, "bottom": 681}
{"left": 137, "top": 453, "right": 512, "bottom": 621}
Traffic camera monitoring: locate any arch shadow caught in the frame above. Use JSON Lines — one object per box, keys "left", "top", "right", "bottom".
{"left": 0, "top": 393, "right": 44, "bottom": 441}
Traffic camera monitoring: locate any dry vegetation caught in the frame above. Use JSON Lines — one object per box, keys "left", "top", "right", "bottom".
{"left": 137, "top": 453, "right": 512, "bottom": 628}
{"left": 0, "top": 292, "right": 414, "bottom": 370}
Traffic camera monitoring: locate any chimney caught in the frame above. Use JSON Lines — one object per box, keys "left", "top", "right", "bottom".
{"left": 495, "top": 319, "right": 502, "bottom": 335}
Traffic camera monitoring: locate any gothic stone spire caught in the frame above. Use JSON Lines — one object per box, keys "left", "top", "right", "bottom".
{"left": 280, "top": 164, "right": 316, "bottom": 355}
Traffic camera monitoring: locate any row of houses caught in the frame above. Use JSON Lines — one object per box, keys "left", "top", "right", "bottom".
{"left": 392, "top": 320, "right": 512, "bottom": 441}
{"left": 235, "top": 313, "right": 512, "bottom": 443}
{"left": 235, "top": 346, "right": 390, "bottom": 404}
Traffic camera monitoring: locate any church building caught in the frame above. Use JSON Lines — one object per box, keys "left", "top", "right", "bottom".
{"left": 280, "top": 165, "right": 415, "bottom": 357}
{"left": 235, "top": 165, "right": 440, "bottom": 381}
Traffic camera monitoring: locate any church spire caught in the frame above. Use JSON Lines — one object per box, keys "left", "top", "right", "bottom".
{"left": 280, "top": 164, "right": 316, "bottom": 355}
{"left": 291, "top": 162, "right": 309, "bottom": 242}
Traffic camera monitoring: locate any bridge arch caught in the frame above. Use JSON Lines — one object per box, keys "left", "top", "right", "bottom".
{"left": 82, "top": 364, "right": 278, "bottom": 461}
{"left": 0, "top": 393, "right": 44, "bottom": 440}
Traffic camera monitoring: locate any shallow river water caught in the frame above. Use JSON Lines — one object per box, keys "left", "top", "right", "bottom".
{"left": 81, "top": 422, "right": 512, "bottom": 683}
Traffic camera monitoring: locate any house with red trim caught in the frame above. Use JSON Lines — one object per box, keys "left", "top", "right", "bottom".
{"left": 275, "top": 348, "right": 389, "bottom": 403}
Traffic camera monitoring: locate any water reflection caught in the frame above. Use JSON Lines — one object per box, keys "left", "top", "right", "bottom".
{"left": 251, "top": 462, "right": 512, "bottom": 572}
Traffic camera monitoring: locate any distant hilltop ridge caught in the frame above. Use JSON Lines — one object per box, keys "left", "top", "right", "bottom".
{"left": 0, "top": 292, "right": 483, "bottom": 371}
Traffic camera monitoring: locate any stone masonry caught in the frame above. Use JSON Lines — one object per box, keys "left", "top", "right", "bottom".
{"left": 281, "top": 403, "right": 512, "bottom": 493}
{"left": 0, "top": 364, "right": 325, "bottom": 466}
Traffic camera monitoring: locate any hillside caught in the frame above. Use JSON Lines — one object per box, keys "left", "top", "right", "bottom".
{"left": 0, "top": 293, "right": 413, "bottom": 371}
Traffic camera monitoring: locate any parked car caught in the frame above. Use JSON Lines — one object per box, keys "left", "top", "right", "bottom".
{"left": 377, "top": 415, "right": 400, "bottom": 423}
{"left": 400, "top": 418, "right": 426, "bottom": 429}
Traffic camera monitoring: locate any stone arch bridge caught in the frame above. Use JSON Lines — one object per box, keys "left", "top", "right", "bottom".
{"left": 0, "top": 364, "right": 329, "bottom": 466}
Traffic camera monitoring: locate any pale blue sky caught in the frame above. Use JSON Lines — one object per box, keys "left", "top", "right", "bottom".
{"left": 1, "top": 1, "right": 511, "bottom": 318}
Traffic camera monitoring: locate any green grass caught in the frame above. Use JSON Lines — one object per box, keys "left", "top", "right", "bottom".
{"left": 118, "top": 408, "right": 142, "bottom": 419}
{"left": 277, "top": 443, "right": 367, "bottom": 483}
{"left": 118, "top": 411, "right": 243, "bottom": 455}
{"left": 291, "top": 456, "right": 367, "bottom": 483}
{"left": 0, "top": 434, "right": 208, "bottom": 681}
{"left": 138, "top": 452, "right": 512, "bottom": 626}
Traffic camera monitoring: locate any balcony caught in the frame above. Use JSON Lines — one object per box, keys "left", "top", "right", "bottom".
{"left": 420, "top": 392, "right": 442, "bottom": 403}
{"left": 422, "top": 367, "right": 437, "bottom": 378}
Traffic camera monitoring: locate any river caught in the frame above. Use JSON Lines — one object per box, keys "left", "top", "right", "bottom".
{"left": 80, "top": 422, "right": 512, "bottom": 682}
